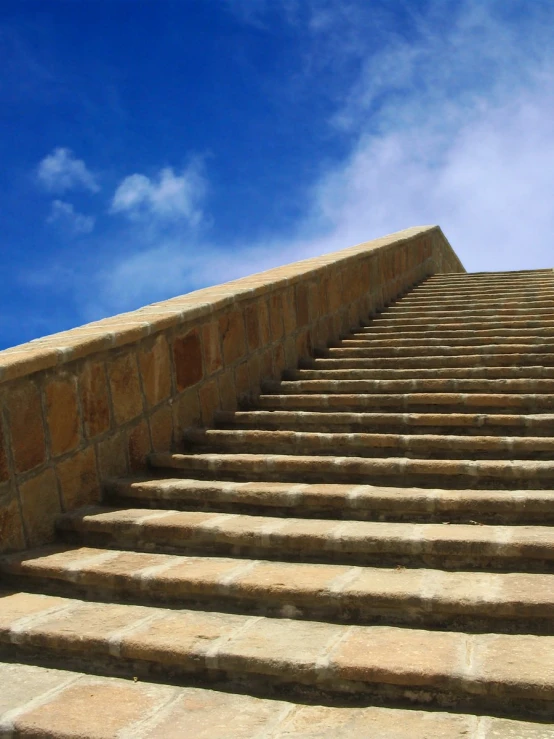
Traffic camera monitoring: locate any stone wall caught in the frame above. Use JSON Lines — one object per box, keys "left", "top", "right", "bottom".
{"left": 0, "top": 226, "right": 464, "bottom": 553}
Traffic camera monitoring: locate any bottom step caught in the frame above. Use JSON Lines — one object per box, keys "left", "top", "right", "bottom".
{"left": 2, "top": 591, "right": 554, "bottom": 719}
{"left": 1, "top": 661, "right": 553, "bottom": 738}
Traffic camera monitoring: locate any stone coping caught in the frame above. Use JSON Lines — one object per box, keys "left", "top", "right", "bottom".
{"left": 0, "top": 225, "right": 456, "bottom": 385}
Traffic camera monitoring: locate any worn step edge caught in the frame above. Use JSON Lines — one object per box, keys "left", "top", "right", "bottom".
{"left": 5, "top": 546, "right": 554, "bottom": 630}
{"left": 341, "top": 337, "right": 554, "bottom": 348}
{"left": 183, "top": 428, "right": 554, "bottom": 460}
{"left": 58, "top": 505, "right": 554, "bottom": 569}
{"left": 1, "top": 661, "right": 551, "bottom": 739}
{"left": 256, "top": 393, "right": 554, "bottom": 412}
{"left": 265, "top": 378, "right": 554, "bottom": 393}
{"left": 147, "top": 451, "right": 554, "bottom": 489}
{"left": 215, "top": 410, "right": 554, "bottom": 437}
{"left": 302, "top": 364, "right": 554, "bottom": 378}
{"left": 308, "top": 356, "right": 554, "bottom": 369}
{"left": 105, "top": 477, "right": 554, "bottom": 523}
{"left": 323, "top": 345, "right": 554, "bottom": 358}
{"left": 4, "top": 590, "right": 554, "bottom": 716}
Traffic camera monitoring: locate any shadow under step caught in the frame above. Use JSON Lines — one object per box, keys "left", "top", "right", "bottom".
{"left": 56, "top": 505, "right": 554, "bottom": 572}
{"left": 182, "top": 428, "right": 554, "bottom": 461}
{"left": 4, "top": 546, "right": 554, "bottom": 633}
{"left": 3, "top": 590, "right": 554, "bottom": 718}
{"left": 215, "top": 410, "right": 554, "bottom": 437}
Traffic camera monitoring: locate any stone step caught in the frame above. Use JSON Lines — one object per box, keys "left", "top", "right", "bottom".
{"left": 291, "top": 366, "right": 554, "bottom": 380}
{"left": 381, "top": 307, "right": 554, "bottom": 320}
{"left": 354, "top": 327, "right": 554, "bottom": 339}
{"left": 3, "top": 591, "right": 554, "bottom": 717}
{"left": 183, "top": 428, "right": 554, "bottom": 461}
{"left": 264, "top": 378, "right": 554, "bottom": 394}
{"left": 5, "top": 546, "right": 554, "bottom": 633}
{"left": 362, "top": 317, "right": 554, "bottom": 330}
{"left": 309, "top": 355, "right": 554, "bottom": 369}
{"left": 256, "top": 392, "right": 554, "bottom": 413}
{"left": 216, "top": 410, "right": 554, "bottom": 437}
{"left": 321, "top": 345, "right": 554, "bottom": 360}
{"left": 391, "top": 299, "right": 554, "bottom": 313}
{"left": 57, "top": 506, "right": 554, "bottom": 571}
{"left": 406, "top": 287, "right": 554, "bottom": 300}
{"left": 341, "top": 336, "right": 554, "bottom": 348}
{"left": 0, "top": 662, "right": 554, "bottom": 739}
{"left": 148, "top": 451, "right": 554, "bottom": 489}
{"left": 316, "top": 346, "right": 554, "bottom": 369}
{"left": 2, "top": 661, "right": 552, "bottom": 738}
{"left": 299, "top": 364, "right": 554, "bottom": 379}
{"left": 426, "top": 269, "right": 553, "bottom": 281}
{"left": 106, "top": 477, "right": 554, "bottom": 524}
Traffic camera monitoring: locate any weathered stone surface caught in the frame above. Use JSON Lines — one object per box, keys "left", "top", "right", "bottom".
{"left": 108, "top": 351, "right": 144, "bottom": 424}
{"left": 138, "top": 334, "right": 172, "bottom": 408}
{"left": 79, "top": 360, "right": 111, "bottom": 438}
{"left": 6, "top": 380, "right": 46, "bottom": 473}
{"left": 45, "top": 374, "right": 81, "bottom": 457}
{"left": 57, "top": 446, "right": 99, "bottom": 509}
{"left": 18, "top": 468, "right": 61, "bottom": 545}
{"left": 219, "top": 310, "right": 246, "bottom": 365}
{"left": 173, "top": 329, "right": 203, "bottom": 391}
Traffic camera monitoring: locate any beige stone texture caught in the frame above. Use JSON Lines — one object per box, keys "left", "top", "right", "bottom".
{"left": 234, "top": 361, "right": 250, "bottom": 401}
{"left": 18, "top": 468, "right": 61, "bottom": 546}
{"left": 108, "top": 351, "right": 144, "bottom": 424}
{"left": 0, "top": 591, "right": 69, "bottom": 631}
{"left": 269, "top": 292, "right": 285, "bottom": 341}
{"left": 217, "top": 369, "right": 237, "bottom": 413}
{"left": 219, "top": 310, "right": 246, "bottom": 365}
{"left": 244, "top": 302, "right": 261, "bottom": 351}
{"left": 201, "top": 320, "right": 223, "bottom": 375}
{"left": 57, "top": 446, "right": 99, "bottom": 509}
{"left": 295, "top": 282, "right": 310, "bottom": 327}
{"left": 142, "top": 688, "right": 282, "bottom": 739}
{"left": 138, "top": 333, "right": 172, "bottom": 408}
{"left": 0, "top": 485, "right": 25, "bottom": 552}
{"left": 0, "top": 421, "right": 8, "bottom": 483}
{"left": 476, "top": 633, "right": 554, "bottom": 697}
{"left": 332, "top": 625, "right": 463, "bottom": 687}
{"left": 127, "top": 419, "right": 151, "bottom": 472}
{"left": 199, "top": 379, "right": 220, "bottom": 426}
{"left": 6, "top": 379, "right": 46, "bottom": 473}
{"left": 44, "top": 373, "right": 81, "bottom": 457}
{"left": 97, "top": 429, "right": 128, "bottom": 479}
{"left": 173, "top": 387, "right": 201, "bottom": 431}
{"left": 220, "top": 617, "right": 340, "bottom": 679}
{"left": 120, "top": 609, "right": 244, "bottom": 664}
{"left": 149, "top": 404, "right": 174, "bottom": 452}
{"left": 13, "top": 680, "right": 165, "bottom": 739}
{"left": 79, "top": 359, "right": 111, "bottom": 438}
{"left": 173, "top": 328, "right": 203, "bottom": 391}
{"left": 257, "top": 299, "right": 271, "bottom": 346}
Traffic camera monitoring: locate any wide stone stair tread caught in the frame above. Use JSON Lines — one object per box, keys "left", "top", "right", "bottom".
{"left": 182, "top": 427, "right": 554, "bottom": 460}
{"left": 216, "top": 409, "right": 554, "bottom": 436}
{"left": 55, "top": 506, "right": 554, "bottom": 572}
{"left": 264, "top": 377, "right": 554, "bottom": 392}
{"left": 3, "top": 590, "right": 554, "bottom": 716}
{"left": 106, "top": 477, "right": 554, "bottom": 524}
{"left": 1, "top": 662, "right": 552, "bottom": 739}
{"left": 310, "top": 354, "right": 554, "bottom": 368}
{"left": 298, "top": 365, "right": 554, "bottom": 378}
{"left": 4, "top": 545, "right": 554, "bottom": 631}
{"left": 323, "top": 343, "right": 554, "bottom": 357}
{"left": 256, "top": 392, "right": 554, "bottom": 412}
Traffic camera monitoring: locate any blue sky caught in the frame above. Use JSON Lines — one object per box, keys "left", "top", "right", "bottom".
{"left": 2, "top": 0, "right": 554, "bottom": 349}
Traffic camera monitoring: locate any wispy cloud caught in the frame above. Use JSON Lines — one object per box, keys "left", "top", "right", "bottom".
{"left": 111, "top": 163, "right": 206, "bottom": 225}
{"left": 37, "top": 147, "right": 99, "bottom": 193}
{"left": 46, "top": 199, "right": 95, "bottom": 235}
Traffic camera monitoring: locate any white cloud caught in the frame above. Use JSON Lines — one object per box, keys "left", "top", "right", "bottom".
{"left": 47, "top": 200, "right": 95, "bottom": 235}
{"left": 111, "top": 163, "right": 205, "bottom": 225}
{"left": 37, "top": 147, "right": 100, "bottom": 193}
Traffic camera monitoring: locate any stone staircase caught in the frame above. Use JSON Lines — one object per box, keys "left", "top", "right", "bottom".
{"left": 2, "top": 268, "right": 554, "bottom": 737}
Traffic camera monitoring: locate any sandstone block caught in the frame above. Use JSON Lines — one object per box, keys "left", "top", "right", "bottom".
{"left": 45, "top": 374, "right": 81, "bottom": 457}
{"left": 150, "top": 404, "right": 174, "bottom": 452}
{"left": 127, "top": 419, "right": 151, "bottom": 471}
{"left": 18, "top": 468, "right": 61, "bottom": 546}
{"left": 173, "top": 329, "right": 203, "bottom": 391}
{"left": 219, "top": 310, "right": 246, "bottom": 365}
{"left": 79, "top": 360, "right": 111, "bottom": 438}
{"left": 6, "top": 380, "right": 46, "bottom": 473}
{"left": 57, "top": 446, "right": 99, "bottom": 509}
{"left": 201, "top": 321, "right": 223, "bottom": 375}
{"left": 138, "top": 334, "right": 172, "bottom": 408}
{"left": 108, "top": 351, "right": 144, "bottom": 424}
